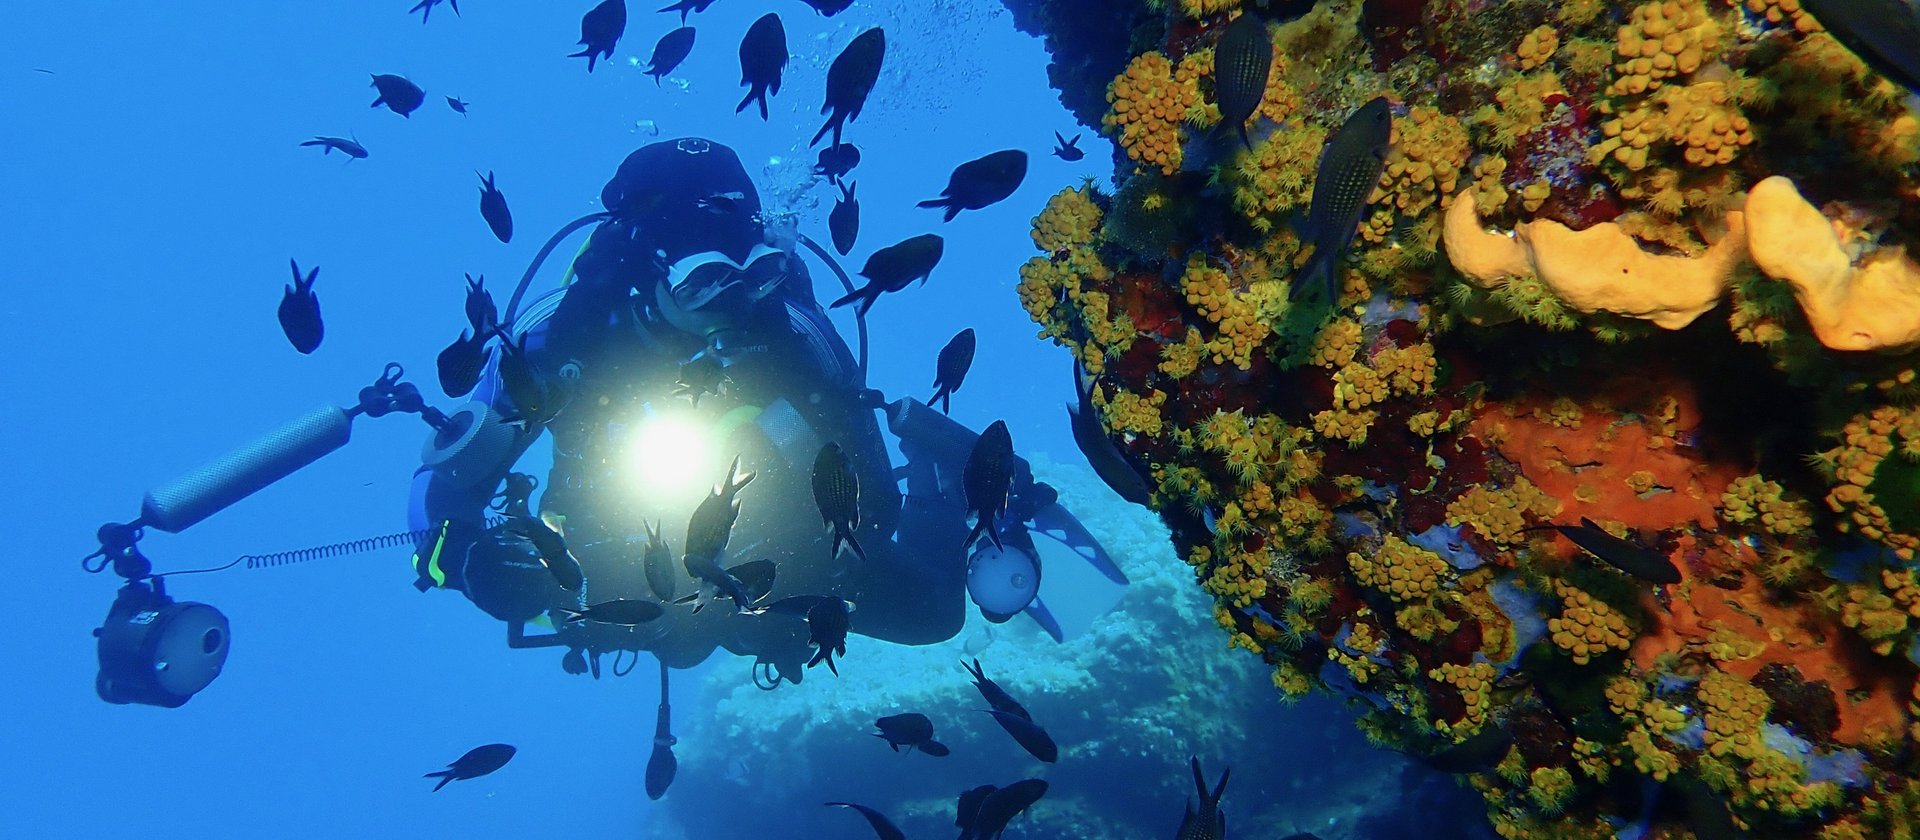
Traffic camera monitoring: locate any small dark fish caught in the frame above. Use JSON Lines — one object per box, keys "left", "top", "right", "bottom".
{"left": 1545, "top": 517, "right": 1682, "bottom": 584}
{"left": 872, "top": 713, "right": 948, "bottom": 756}
{"left": 571, "top": 0, "right": 627, "bottom": 72}
{"left": 410, "top": 0, "right": 459, "bottom": 23}
{"left": 800, "top": 0, "right": 855, "bottom": 15}
{"left": 31, "top": 68, "right": 55, "bottom": 74}
{"left": 1422, "top": 725, "right": 1513, "bottom": 774}
{"left": 478, "top": 171, "right": 513, "bottom": 244}
{"left": 646, "top": 661, "right": 676, "bottom": 800}
{"left": 811, "top": 27, "right": 885, "bottom": 147}
{"left": 446, "top": 95, "right": 469, "bottom": 115}
{"left": 278, "top": 259, "right": 323, "bottom": 354}
{"left": 810, "top": 443, "right": 866, "bottom": 562}
{"left": 1067, "top": 361, "right": 1152, "bottom": 505}
{"left": 961, "top": 658, "right": 1029, "bottom": 720}
{"left": 1215, "top": 12, "right": 1273, "bottom": 150}
{"left": 658, "top": 0, "right": 716, "bottom": 24}
{"left": 436, "top": 329, "right": 488, "bottom": 398}
{"left": 497, "top": 332, "right": 558, "bottom": 424}
{"left": 684, "top": 456, "right": 753, "bottom": 564}
{"left": 1175, "top": 757, "right": 1230, "bottom": 840}
{"left": 917, "top": 150, "right": 1028, "bottom": 221}
{"left": 930, "top": 328, "right": 976, "bottom": 414}
{"left": 1051, "top": 131, "right": 1084, "bottom": 161}
{"left": 825, "top": 802, "right": 905, "bottom": 840}
{"left": 829, "top": 233, "right": 943, "bottom": 316}
{"left": 963, "top": 778, "right": 1048, "bottom": 839}
{"left": 813, "top": 142, "right": 861, "bottom": 182}
{"left": 736, "top": 13, "right": 786, "bottom": 119}
{"left": 424, "top": 743, "right": 515, "bottom": 791}
{"left": 672, "top": 353, "right": 726, "bottom": 406}
{"left": 1294, "top": 96, "right": 1391, "bottom": 302}
{"left": 956, "top": 784, "right": 997, "bottom": 834}
{"left": 300, "top": 136, "right": 367, "bottom": 159}
{"left": 829, "top": 181, "right": 859, "bottom": 256}
{"left": 643, "top": 520, "right": 676, "bottom": 602}
{"left": 963, "top": 420, "right": 1015, "bottom": 551}
{"left": 562, "top": 598, "right": 665, "bottom": 626}
{"left": 768, "top": 594, "right": 854, "bottom": 672}
{"left": 1802, "top": 0, "right": 1920, "bottom": 95}
{"left": 369, "top": 74, "right": 425, "bottom": 117}
{"left": 981, "top": 708, "right": 1057, "bottom": 763}
{"left": 644, "top": 26, "right": 696, "bottom": 84}
{"left": 679, "top": 459, "right": 759, "bottom": 612}
{"left": 514, "top": 516, "right": 584, "bottom": 592}
{"left": 464, "top": 273, "right": 497, "bottom": 335}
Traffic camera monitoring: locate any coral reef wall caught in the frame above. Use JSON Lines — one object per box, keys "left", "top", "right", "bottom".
{"left": 1005, "top": 0, "right": 1920, "bottom": 836}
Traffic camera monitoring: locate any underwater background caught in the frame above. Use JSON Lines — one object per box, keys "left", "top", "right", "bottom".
{"left": 15, "top": 0, "right": 1920, "bottom": 838}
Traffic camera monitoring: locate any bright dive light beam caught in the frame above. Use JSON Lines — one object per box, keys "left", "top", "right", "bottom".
{"left": 626, "top": 412, "right": 718, "bottom": 505}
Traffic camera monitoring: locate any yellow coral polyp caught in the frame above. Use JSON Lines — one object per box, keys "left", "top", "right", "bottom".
{"left": 1547, "top": 580, "right": 1633, "bottom": 664}
{"left": 1177, "top": 0, "right": 1240, "bottom": 19}
{"left": 1096, "top": 387, "right": 1167, "bottom": 438}
{"left": 1430, "top": 660, "right": 1496, "bottom": 735}
{"left": 1350, "top": 535, "right": 1452, "bottom": 603}
{"left": 1445, "top": 477, "right": 1562, "bottom": 547}
{"left": 1179, "top": 255, "right": 1273, "bottom": 370}
{"left": 1517, "top": 25, "right": 1559, "bottom": 72}
{"left": 1819, "top": 405, "right": 1920, "bottom": 560}
{"left": 1374, "top": 106, "right": 1471, "bottom": 233}
{"left": 1609, "top": 0, "right": 1719, "bottom": 96}
{"left": 1030, "top": 186, "right": 1103, "bottom": 254}
{"left": 1720, "top": 473, "right": 1814, "bottom": 536}
{"left": 1104, "top": 52, "right": 1199, "bottom": 176}
{"left": 1742, "top": 0, "right": 1821, "bottom": 33}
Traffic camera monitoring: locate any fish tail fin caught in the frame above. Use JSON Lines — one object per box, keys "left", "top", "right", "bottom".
{"left": 810, "top": 116, "right": 835, "bottom": 147}
{"left": 965, "top": 515, "right": 995, "bottom": 554}
{"left": 1290, "top": 253, "right": 1331, "bottom": 303}
{"left": 425, "top": 770, "right": 455, "bottom": 791}
{"left": 370, "top": 95, "right": 385, "bottom": 109}
{"left": 825, "top": 653, "right": 839, "bottom": 676}
{"left": 843, "top": 527, "right": 866, "bottom": 563}
{"left": 829, "top": 284, "right": 878, "bottom": 317}
{"left": 1238, "top": 121, "right": 1253, "bottom": 151}
{"left": 757, "top": 95, "right": 769, "bottom": 121}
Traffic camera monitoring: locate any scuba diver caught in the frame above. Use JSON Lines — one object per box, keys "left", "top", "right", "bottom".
{"left": 409, "top": 137, "right": 1127, "bottom": 688}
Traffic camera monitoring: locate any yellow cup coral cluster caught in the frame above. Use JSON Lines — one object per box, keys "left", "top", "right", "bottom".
{"left": 1104, "top": 51, "right": 1201, "bottom": 176}
{"left": 1547, "top": 580, "right": 1633, "bottom": 664}
{"left": 1348, "top": 535, "right": 1452, "bottom": 602}
{"left": 1819, "top": 405, "right": 1920, "bottom": 560}
{"left": 1445, "top": 476, "right": 1562, "bottom": 547}
{"left": 1372, "top": 106, "right": 1471, "bottom": 236}
{"left": 1178, "top": 255, "right": 1274, "bottom": 370}
{"left": 1608, "top": 0, "right": 1719, "bottom": 96}
{"left": 1430, "top": 660, "right": 1496, "bottom": 737}
{"left": 1720, "top": 473, "right": 1814, "bottom": 536}
{"left": 1740, "top": 0, "right": 1821, "bottom": 33}
{"left": 1030, "top": 185, "right": 1102, "bottom": 254}
{"left": 1517, "top": 25, "right": 1559, "bottom": 72}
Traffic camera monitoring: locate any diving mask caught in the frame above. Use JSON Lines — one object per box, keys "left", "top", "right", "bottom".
{"left": 655, "top": 244, "right": 792, "bottom": 338}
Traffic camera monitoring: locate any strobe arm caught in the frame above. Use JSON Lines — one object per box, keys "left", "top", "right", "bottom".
{"left": 125, "top": 363, "right": 443, "bottom": 541}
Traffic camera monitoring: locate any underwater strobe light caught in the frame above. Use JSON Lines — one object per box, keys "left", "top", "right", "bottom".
{"left": 93, "top": 576, "right": 230, "bottom": 708}
{"left": 86, "top": 524, "right": 232, "bottom": 708}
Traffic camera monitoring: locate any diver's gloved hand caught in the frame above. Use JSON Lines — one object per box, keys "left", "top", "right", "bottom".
{"left": 562, "top": 647, "right": 589, "bottom": 676}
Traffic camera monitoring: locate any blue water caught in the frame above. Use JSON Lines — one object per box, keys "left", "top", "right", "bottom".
{"left": 3, "top": 2, "right": 1487, "bottom": 837}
